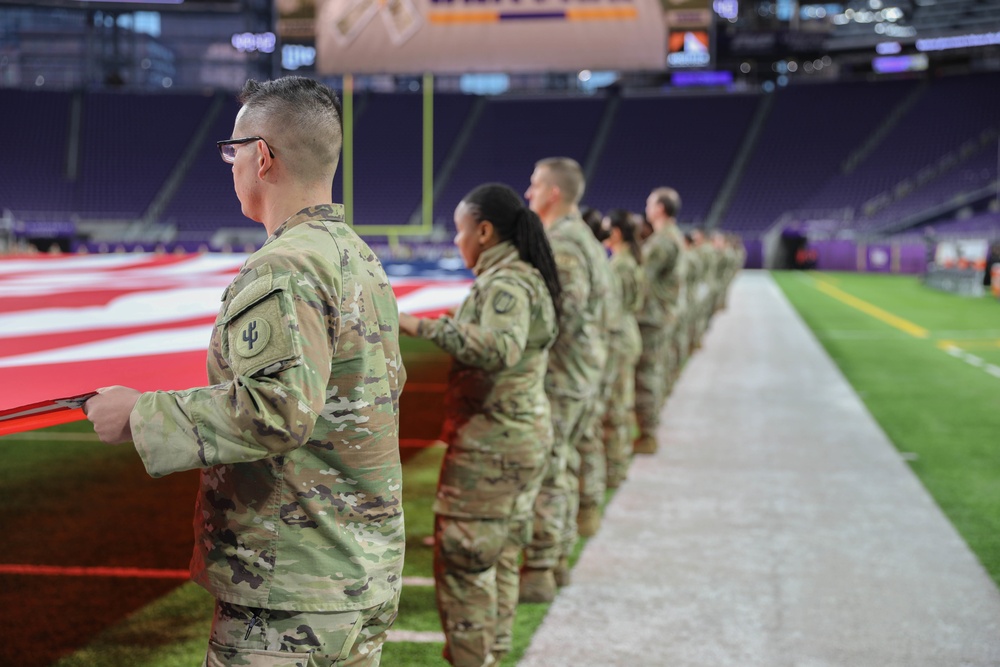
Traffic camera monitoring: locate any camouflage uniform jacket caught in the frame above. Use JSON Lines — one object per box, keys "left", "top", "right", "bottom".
{"left": 608, "top": 249, "right": 644, "bottom": 360}
{"left": 637, "top": 224, "right": 684, "bottom": 328}
{"left": 698, "top": 243, "right": 718, "bottom": 295}
{"left": 545, "top": 212, "right": 611, "bottom": 400}
{"left": 684, "top": 242, "right": 703, "bottom": 313}
{"left": 417, "top": 241, "right": 557, "bottom": 459}
{"left": 130, "top": 204, "right": 406, "bottom": 613}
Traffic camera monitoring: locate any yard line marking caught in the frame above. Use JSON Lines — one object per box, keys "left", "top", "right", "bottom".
{"left": 937, "top": 342, "right": 1000, "bottom": 380}
{"left": 1, "top": 433, "right": 445, "bottom": 448}
{"left": 402, "top": 576, "right": 435, "bottom": 587}
{"left": 386, "top": 630, "right": 445, "bottom": 643}
{"left": 810, "top": 278, "right": 929, "bottom": 338}
{"left": 1, "top": 565, "right": 439, "bottom": 589}
{"left": 0, "top": 564, "right": 189, "bottom": 579}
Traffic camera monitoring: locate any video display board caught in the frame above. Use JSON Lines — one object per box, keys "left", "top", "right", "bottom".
{"left": 314, "top": 0, "right": 667, "bottom": 74}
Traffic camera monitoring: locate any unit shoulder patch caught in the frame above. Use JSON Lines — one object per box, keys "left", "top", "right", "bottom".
{"left": 235, "top": 318, "right": 271, "bottom": 358}
{"left": 492, "top": 290, "right": 516, "bottom": 314}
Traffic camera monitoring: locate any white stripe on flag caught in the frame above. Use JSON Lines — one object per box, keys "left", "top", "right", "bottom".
{"left": 395, "top": 284, "right": 471, "bottom": 314}
{"left": 0, "top": 288, "right": 224, "bottom": 337}
{"left": 0, "top": 325, "right": 212, "bottom": 368}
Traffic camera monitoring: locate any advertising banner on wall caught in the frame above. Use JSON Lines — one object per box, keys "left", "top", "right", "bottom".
{"left": 315, "top": 0, "right": 667, "bottom": 74}
{"left": 865, "top": 244, "right": 892, "bottom": 273}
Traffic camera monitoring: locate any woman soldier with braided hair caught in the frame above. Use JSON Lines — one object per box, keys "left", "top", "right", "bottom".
{"left": 598, "top": 209, "right": 645, "bottom": 489}
{"left": 398, "top": 183, "right": 560, "bottom": 667}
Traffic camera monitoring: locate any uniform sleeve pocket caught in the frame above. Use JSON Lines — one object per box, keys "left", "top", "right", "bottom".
{"left": 220, "top": 271, "right": 302, "bottom": 378}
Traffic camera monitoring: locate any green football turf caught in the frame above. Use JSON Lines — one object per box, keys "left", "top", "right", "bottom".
{"left": 13, "top": 272, "right": 998, "bottom": 665}
{"left": 1, "top": 336, "right": 576, "bottom": 666}
{"left": 30, "top": 442, "right": 564, "bottom": 667}
{"left": 772, "top": 270, "right": 1000, "bottom": 588}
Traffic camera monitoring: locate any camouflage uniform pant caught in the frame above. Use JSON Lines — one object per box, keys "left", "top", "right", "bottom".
{"left": 603, "top": 342, "right": 640, "bottom": 488}
{"left": 686, "top": 304, "right": 699, "bottom": 356}
{"left": 525, "top": 393, "right": 590, "bottom": 570}
{"left": 635, "top": 322, "right": 671, "bottom": 437}
{"left": 695, "top": 291, "right": 712, "bottom": 347}
{"left": 577, "top": 365, "right": 614, "bottom": 513}
{"left": 435, "top": 457, "right": 545, "bottom": 667}
{"left": 203, "top": 593, "right": 399, "bottom": 667}
{"left": 670, "top": 322, "right": 690, "bottom": 389}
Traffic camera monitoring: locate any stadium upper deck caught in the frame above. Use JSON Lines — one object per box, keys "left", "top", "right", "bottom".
{"left": 0, "top": 72, "right": 997, "bottom": 258}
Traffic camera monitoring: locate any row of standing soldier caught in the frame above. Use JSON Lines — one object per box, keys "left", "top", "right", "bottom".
{"left": 400, "top": 158, "right": 745, "bottom": 667}
{"left": 85, "top": 75, "right": 744, "bottom": 667}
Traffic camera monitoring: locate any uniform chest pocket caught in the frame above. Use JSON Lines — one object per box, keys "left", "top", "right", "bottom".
{"left": 220, "top": 272, "right": 302, "bottom": 378}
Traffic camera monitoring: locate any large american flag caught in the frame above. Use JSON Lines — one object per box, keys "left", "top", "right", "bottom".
{"left": 0, "top": 253, "right": 470, "bottom": 420}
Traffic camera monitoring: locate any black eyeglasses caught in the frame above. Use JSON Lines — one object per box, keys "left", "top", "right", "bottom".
{"left": 217, "top": 136, "right": 275, "bottom": 164}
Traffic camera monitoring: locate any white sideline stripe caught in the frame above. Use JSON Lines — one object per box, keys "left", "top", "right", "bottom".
{"left": 386, "top": 630, "right": 445, "bottom": 644}
{"left": 402, "top": 576, "right": 435, "bottom": 587}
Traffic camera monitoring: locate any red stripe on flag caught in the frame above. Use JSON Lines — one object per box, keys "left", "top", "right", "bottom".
{"left": 0, "top": 408, "right": 88, "bottom": 437}
{"left": 0, "top": 289, "right": 184, "bottom": 312}
{"left": 0, "top": 351, "right": 209, "bottom": 410}
{"left": 1, "top": 316, "right": 216, "bottom": 356}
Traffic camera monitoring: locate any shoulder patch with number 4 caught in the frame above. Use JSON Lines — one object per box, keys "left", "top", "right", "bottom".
{"left": 235, "top": 318, "right": 271, "bottom": 358}
{"left": 492, "top": 290, "right": 516, "bottom": 314}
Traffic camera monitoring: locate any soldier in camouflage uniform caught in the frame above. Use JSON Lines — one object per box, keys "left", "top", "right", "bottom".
{"left": 596, "top": 210, "right": 645, "bottom": 490}
{"left": 84, "top": 77, "right": 406, "bottom": 667}
{"left": 398, "top": 184, "right": 560, "bottom": 667}
{"left": 711, "top": 231, "right": 734, "bottom": 314}
{"left": 694, "top": 229, "right": 717, "bottom": 348}
{"left": 634, "top": 187, "right": 686, "bottom": 455}
{"left": 520, "top": 158, "right": 611, "bottom": 602}
{"left": 682, "top": 231, "right": 702, "bottom": 364}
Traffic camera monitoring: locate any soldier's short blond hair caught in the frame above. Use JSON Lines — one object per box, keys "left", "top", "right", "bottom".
{"left": 650, "top": 187, "right": 681, "bottom": 219}
{"left": 536, "top": 157, "right": 585, "bottom": 205}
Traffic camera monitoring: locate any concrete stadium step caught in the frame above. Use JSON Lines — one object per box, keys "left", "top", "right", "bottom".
{"left": 518, "top": 270, "right": 1000, "bottom": 667}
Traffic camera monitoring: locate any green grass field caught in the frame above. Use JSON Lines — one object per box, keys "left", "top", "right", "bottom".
{"left": 772, "top": 271, "right": 1000, "bottom": 588}
{"left": 4, "top": 271, "right": 999, "bottom": 666}
{"left": 0, "top": 337, "right": 571, "bottom": 667}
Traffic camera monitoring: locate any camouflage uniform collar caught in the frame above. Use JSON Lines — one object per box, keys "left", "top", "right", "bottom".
{"left": 264, "top": 204, "right": 346, "bottom": 246}
{"left": 473, "top": 241, "right": 519, "bottom": 277}
{"left": 549, "top": 211, "right": 583, "bottom": 232}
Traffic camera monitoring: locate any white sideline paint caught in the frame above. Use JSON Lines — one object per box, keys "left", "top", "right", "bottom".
{"left": 518, "top": 271, "right": 1000, "bottom": 667}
